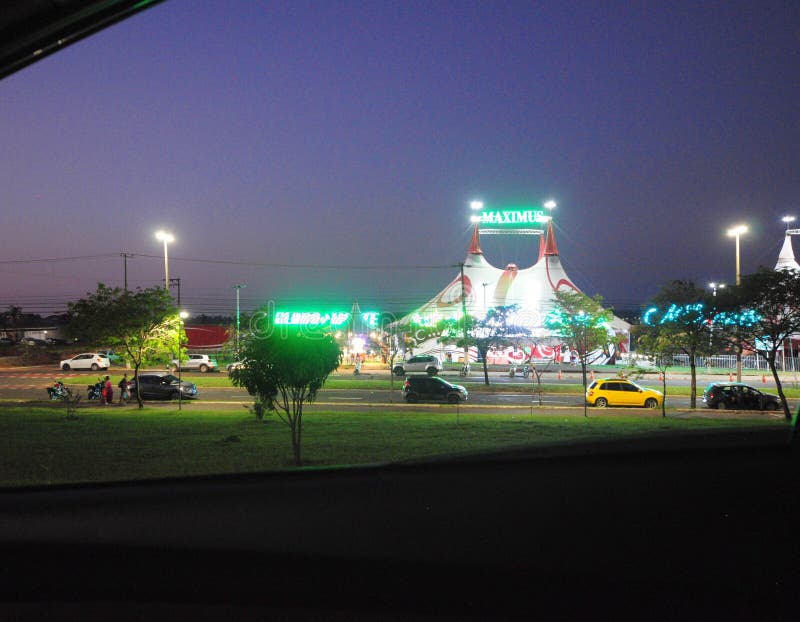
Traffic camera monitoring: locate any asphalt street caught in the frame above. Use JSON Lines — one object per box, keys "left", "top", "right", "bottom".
{"left": 2, "top": 365, "right": 793, "bottom": 419}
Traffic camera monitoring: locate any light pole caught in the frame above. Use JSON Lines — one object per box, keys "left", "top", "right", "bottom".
{"left": 726, "top": 225, "right": 747, "bottom": 286}
{"left": 155, "top": 230, "right": 174, "bottom": 290}
{"left": 177, "top": 310, "right": 188, "bottom": 411}
{"left": 233, "top": 283, "right": 246, "bottom": 355}
{"left": 783, "top": 215, "right": 796, "bottom": 231}
{"left": 707, "top": 282, "right": 726, "bottom": 350}
{"left": 544, "top": 199, "right": 557, "bottom": 211}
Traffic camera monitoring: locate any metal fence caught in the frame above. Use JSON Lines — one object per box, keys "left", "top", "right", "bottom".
{"left": 671, "top": 353, "right": 800, "bottom": 372}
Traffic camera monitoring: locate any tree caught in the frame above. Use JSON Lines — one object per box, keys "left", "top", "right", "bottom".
{"left": 230, "top": 320, "right": 342, "bottom": 466}
{"left": 545, "top": 291, "right": 613, "bottom": 417}
{"left": 635, "top": 330, "right": 681, "bottom": 418}
{"left": 718, "top": 269, "right": 800, "bottom": 425}
{"left": 643, "top": 281, "right": 713, "bottom": 409}
{"left": 67, "top": 284, "right": 179, "bottom": 408}
{"left": 438, "top": 306, "right": 529, "bottom": 385}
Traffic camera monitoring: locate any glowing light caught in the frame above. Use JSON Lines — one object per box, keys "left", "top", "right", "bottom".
{"left": 543, "top": 200, "right": 557, "bottom": 210}
{"left": 727, "top": 224, "right": 747, "bottom": 237}
{"left": 155, "top": 230, "right": 175, "bottom": 243}
{"left": 470, "top": 201, "right": 484, "bottom": 210}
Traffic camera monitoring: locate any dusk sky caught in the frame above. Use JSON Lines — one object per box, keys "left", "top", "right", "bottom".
{"left": 1, "top": 0, "right": 798, "bottom": 318}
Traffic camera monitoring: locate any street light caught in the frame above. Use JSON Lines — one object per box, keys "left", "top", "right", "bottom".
{"left": 470, "top": 200, "right": 484, "bottom": 210}
{"left": 708, "top": 282, "right": 726, "bottom": 297}
{"left": 782, "top": 215, "right": 796, "bottom": 231}
{"left": 233, "top": 283, "right": 246, "bottom": 355}
{"left": 707, "top": 283, "right": 726, "bottom": 351}
{"left": 543, "top": 200, "right": 557, "bottom": 211}
{"left": 726, "top": 225, "right": 747, "bottom": 286}
{"left": 177, "top": 310, "right": 188, "bottom": 411}
{"left": 155, "top": 230, "right": 174, "bottom": 290}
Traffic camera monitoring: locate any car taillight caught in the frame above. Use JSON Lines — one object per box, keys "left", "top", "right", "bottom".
{"left": 587, "top": 390, "right": 594, "bottom": 396}
{"left": 404, "top": 381, "right": 410, "bottom": 389}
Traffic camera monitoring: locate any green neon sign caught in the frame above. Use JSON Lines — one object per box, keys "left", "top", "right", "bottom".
{"left": 274, "top": 311, "right": 381, "bottom": 328}
{"left": 473, "top": 207, "right": 548, "bottom": 228}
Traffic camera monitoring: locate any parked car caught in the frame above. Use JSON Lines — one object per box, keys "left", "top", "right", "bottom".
{"left": 0, "top": 337, "right": 14, "bottom": 346}
{"left": 59, "top": 353, "right": 111, "bottom": 371}
{"left": 45, "top": 337, "right": 71, "bottom": 345}
{"left": 128, "top": 373, "right": 198, "bottom": 400}
{"left": 97, "top": 349, "right": 124, "bottom": 365}
{"left": 21, "top": 336, "right": 48, "bottom": 346}
{"left": 586, "top": 378, "right": 662, "bottom": 408}
{"left": 226, "top": 361, "right": 245, "bottom": 372}
{"left": 702, "top": 382, "right": 780, "bottom": 410}
{"left": 392, "top": 354, "right": 442, "bottom": 376}
{"left": 171, "top": 354, "right": 217, "bottom": 373}
{"left": 403, "top": 376, "right": 468, "bottom": 404}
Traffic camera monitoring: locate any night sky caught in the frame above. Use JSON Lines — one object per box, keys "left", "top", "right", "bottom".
{"left": 1, "top": 0, "right": 798, "bottom": 318}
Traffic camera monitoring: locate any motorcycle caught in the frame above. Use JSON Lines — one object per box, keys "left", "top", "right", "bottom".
{"left": 508, "top": 364, "right": 532, "bottom": 379}
{"left": 47, "top": 381, "right": 72, "bottom": 400}
{"left": 87, "top": 380, "right": 104, "bottom": 401}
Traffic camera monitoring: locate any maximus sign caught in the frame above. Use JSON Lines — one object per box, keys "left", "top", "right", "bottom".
{"left": 474, "top": 208, "right": 548, "bottom": 228}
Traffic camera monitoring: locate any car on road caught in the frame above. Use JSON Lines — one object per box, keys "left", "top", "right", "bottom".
{"left": 59, "top": 353, "right": 110, "bottom": 371}
{"left": 97, "top": 349, "right": 124, "bottom": 365}
{"left": 586, "top": 378, "right": 662, "bottom": 408}
{"left": 702, "top": 382, "right": 780, "bottom": 410}
{"left": 392, "top": 354, "right": 442, "bottom": 376}
{"left": 171, "top": 353, "right": 217, "bottom": 373}
{"left": 402, "top": 376, "right": 468, "bottom": 404}
{"left": 226, "top": 361, "right": 245, "bottom": 372}
{"left": 129, "top": 373, "right": 198, "bottom": 400}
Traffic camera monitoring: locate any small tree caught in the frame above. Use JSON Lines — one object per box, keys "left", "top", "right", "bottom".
{"left": 230, "top": 321, "right": 342, "bottom": 466}
{"left": 644, "top": 280, "right": 714, "bottom": 409}
{"left": 635, "top": 331, "right": 681, "bottom": 418}
{"left": 545, "top": 291, "right": 613, "bottom": 417}
{"left": 67, "top": 284, "right": 179, "bottom": 408}
{"left": 719, "top": 269, "right": 800, "bottom": 424}
{"left": 438, "top": 306, "right": 529, "bottom": 385}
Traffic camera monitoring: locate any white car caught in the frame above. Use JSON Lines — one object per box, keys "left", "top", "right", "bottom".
{"left": 392, "top": 354, "right": 443, "bottom": 376}
{"left": 171, "top": 353, "right": 217, "bottom": 373}
{"left": 60, "top": 353, "right": 111, "bottom": 371}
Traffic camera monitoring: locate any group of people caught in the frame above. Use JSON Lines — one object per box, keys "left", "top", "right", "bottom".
{"left": 98, "top": 374, "right": 131, "bottom": 404}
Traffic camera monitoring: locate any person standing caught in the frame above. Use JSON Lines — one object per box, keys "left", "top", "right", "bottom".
{"left": 118, "top": 373, "right": 129, "bottom": 404}
{"left": 103, "top": 375, "right": 113, "bottom": 405}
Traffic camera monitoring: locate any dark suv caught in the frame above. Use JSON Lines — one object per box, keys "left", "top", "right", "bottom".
{"left": 702, "top": 382, "right": 780, "bottom": 411}
{"left": 129, "top": 373, "right": 198, "bottom": 400}
{"left": 402, "top": 376, "right": 468, "bottom": 404}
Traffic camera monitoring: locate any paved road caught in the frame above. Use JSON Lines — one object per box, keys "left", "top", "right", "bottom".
{"left": 1, "top": 365, "right": 791, "bottom": 419}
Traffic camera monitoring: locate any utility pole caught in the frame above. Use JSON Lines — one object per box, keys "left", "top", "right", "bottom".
{"left": 233, "top": 283, "right": 247, "bottom": 354}
{"left": 120, "top": 252, "right": 132, "bottom": 291}
{"left": 168, "top": 278, "right": 181, "bottom": 306}
{"left": 460, "top": 262, "right": 469, "bottom": 368}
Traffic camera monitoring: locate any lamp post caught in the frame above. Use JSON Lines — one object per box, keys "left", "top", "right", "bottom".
{"left": 233, "top": 283, "right": 247, "bottom": 355}
{"left": 783, "top": 215, "right": 796, "bottom": 231}
{"left": 177, "top": 310, "right": 188, "bottom": 411}
{"left": 155, "top": 230, "right": 174, "bottom": 291}
{"left": 543, "top": 199, "right": 557, "bottom": 211}
{"left": 707, "top": 282, "right": 726, "bottom": 351}
{"left": 726, "top": 225, "right": 747, "bottom": 286}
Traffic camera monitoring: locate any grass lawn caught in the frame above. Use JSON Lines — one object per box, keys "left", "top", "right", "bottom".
{"left": 0, "top": 403, "right": 786, "bottom": 487}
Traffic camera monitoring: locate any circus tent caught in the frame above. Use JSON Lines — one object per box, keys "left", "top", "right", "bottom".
{"left": 774, "top": 233, "right": 800, "bottom": 271}
{"left": 394, "top": 221, "right": 630, "bottom": 362}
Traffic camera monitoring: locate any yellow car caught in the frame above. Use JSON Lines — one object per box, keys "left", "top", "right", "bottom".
{"left": 585, "top": 378, "right": 663, "bottom": 408}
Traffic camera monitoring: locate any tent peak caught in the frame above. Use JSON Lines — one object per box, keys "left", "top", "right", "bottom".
{"left": 544, "top": 220, "right": 559, "bottom": 256}
{"left": 468, "top": 224, "right": 483, "bottom": 255}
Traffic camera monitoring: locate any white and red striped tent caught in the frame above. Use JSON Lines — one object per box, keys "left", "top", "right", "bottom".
{"left": 395, "top": 222, "right": 630, "bottom": 363}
